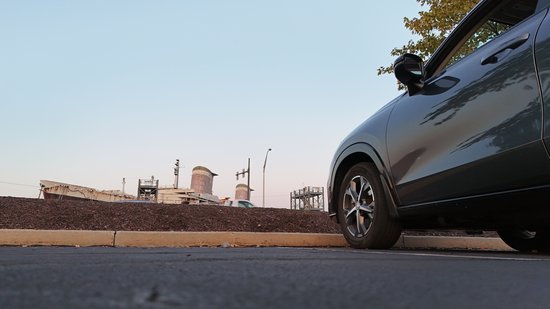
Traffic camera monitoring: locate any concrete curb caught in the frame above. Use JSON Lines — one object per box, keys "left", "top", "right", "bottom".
{"left": 115, "top": 231, "right": 348, "bottom": 247}
{"left": 0, "top": 229, "right": 513, "bottom": 251}
{"left": 0, "top": 229, "right": 115, "bottom": 247}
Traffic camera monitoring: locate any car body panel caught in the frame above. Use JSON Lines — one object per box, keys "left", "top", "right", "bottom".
{"left": 327, "top": 100, "right": 398, "bottom": 217}
{"left": 535, "top": 10, "right": 550, "bottom": 153}
{"left": 387, "top": 9, "right": 550, "bottom": 205}
{"left": 328, "top": 0, "right": 550, "bottom": 229}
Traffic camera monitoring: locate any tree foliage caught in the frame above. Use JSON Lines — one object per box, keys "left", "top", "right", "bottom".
{"left": 377, "top": 0, "right": 479, "bottom": 76}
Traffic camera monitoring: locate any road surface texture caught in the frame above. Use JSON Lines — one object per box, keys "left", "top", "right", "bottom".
{"left": 1, "top": 247, "right": 549, "bottom": 308}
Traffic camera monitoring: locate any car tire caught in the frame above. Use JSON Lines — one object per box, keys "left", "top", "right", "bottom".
{"left": 337, "top": 162, "right": 402, "bottom": 249}
{"left": 535, "top": 230, "right": 550, "bottom": 254}
{"left": 497, "top": 229, "right": 539, "bottom": 253}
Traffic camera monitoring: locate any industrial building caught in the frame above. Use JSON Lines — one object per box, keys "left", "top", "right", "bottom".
{"left": 290, "top": 186, "right": 325, "bottom": 211}
{"left": 156, "top": 166, "right": 220, "bottom": 204}
{"left": 41, "top": 163, "right": 220, "bottom": 205}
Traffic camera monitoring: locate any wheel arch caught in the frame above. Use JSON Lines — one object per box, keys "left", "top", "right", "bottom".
{"left": 328, "top": 143, "right": 399, "bottom": 222}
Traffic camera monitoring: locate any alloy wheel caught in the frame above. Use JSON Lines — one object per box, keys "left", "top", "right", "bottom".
{"left": 342, "top": 175, "right": 375, "bottom": 238}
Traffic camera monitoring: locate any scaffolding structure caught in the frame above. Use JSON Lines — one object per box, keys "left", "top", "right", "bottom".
{"left": 137, "top": 177, "right": 159, "bottom": 202}
{"left": 290, "top": 186, "right": 325, "bottom": 211}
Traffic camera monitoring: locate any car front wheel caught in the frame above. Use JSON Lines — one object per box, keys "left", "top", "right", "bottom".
{"left": 337, "top": 162, "right": 402, "bottom": 249}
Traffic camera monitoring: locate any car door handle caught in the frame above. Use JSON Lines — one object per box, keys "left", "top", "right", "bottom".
{"left": 481, "top": 33, "right": 530, "bottom": 65}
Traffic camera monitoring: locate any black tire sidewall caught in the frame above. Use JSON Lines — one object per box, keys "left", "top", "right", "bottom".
{"left": 497, "top": 229, "right": 538, "bottom": 252}
{"left": 337, "top": 162, "right": 400, "bottom": 249}
{"left": 536, "top": 230, "right": 550, "bottom": 253}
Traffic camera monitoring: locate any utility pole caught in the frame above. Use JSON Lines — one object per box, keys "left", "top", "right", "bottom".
{"left": 236, "top": 158, "right": 251, "bottom": 200}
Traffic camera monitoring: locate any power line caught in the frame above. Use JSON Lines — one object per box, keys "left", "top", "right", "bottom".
{"left": 0, "top": 181, "right": 40, "bottom": 188}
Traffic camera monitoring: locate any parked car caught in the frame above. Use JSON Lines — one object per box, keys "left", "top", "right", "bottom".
{"left": 327, "top": 0, "right": 550, "bottom": 252}
{"left": 224, "top": 199, "right": 255, "bottom": 208}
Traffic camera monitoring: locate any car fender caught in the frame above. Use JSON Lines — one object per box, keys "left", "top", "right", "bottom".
{"left": 327, "top": 142, "right": 400, "bottom": 221}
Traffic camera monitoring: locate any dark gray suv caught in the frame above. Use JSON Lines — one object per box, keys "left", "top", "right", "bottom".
{"left": 327, "top": 0, "right": 550, "bottom": 252}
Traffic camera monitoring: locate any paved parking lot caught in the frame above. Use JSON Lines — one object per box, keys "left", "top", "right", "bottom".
{"left": 1, "top": 247, "right": 548, "bottom": 308}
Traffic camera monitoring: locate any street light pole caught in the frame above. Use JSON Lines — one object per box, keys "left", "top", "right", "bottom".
{"left": 263, "top": 148, "right": 272, "bottom": 207}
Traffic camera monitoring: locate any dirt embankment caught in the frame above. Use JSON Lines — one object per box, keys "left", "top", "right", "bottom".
{"left": 0, "top": 197, "right": 342, "bottom": 234}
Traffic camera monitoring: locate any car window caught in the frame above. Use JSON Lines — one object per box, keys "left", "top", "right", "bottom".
{"left": 444, "top": 0, "right": 538, "bottom": 69}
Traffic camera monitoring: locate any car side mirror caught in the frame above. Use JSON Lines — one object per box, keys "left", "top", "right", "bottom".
{"left": 394, "top": 54, "right": 424, "bottom": 94}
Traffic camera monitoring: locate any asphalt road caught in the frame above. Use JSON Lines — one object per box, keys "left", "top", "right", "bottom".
{"left": 1, "top": 247, "right": 549, "bottom": 309}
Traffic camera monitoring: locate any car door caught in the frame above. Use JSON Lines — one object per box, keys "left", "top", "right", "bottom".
{"left": 386, "top": 6, "right": 550, "bottom": 206}
{"left": 535, "top": 10, "right": 550, "bottom": 150}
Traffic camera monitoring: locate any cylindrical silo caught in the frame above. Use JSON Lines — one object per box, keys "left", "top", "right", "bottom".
{"left": 235, "top": 183, "right": 250, "bottom": 200}
{"left": 190, "top": 166, "right": 217, "bottom": 194}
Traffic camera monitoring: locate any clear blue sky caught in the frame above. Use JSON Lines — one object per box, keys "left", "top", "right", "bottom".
{"left": 1, "top": 1, "right": 421, "bottom": 208}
